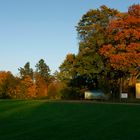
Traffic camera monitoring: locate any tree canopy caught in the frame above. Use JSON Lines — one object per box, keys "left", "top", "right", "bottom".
{"left": 100, "top": 4, "right": 140, "bottom": 87}
{"left": 0, "top": 4, "right": 139, "bottom": 100}
{"left": 59, "top": 4, "right": 140, "bottom": 99}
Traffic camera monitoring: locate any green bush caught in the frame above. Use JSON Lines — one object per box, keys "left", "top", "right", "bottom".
{"left": 61, "top": 87, "right": 84, "bottom": 100}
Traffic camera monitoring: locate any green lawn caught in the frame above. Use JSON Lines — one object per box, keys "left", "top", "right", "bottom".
{"left": 0, "top": 100, "right": 140, "bottom": 140}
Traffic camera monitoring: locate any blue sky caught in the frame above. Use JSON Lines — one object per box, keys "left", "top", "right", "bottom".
{"left": 0, "top": 0, "right": 139, "bottom": 75}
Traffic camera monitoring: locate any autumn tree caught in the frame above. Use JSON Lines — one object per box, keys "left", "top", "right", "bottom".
{"left": 35, "top": 59, "right": 51, "bottom": 97}
{"left": 48, "top": 80, "right": 65, "bottom": 99}
{"left": 0, "top": 71, "right": 18, "bottom": 99}
{"left": 17, "top": 62, "right": 36, "bottom": 98}
{"left": 100, "top": 4, "right": 140, "bottom": 97}
{"left": 19, "top": 75, "right": 36, "bottom": 99}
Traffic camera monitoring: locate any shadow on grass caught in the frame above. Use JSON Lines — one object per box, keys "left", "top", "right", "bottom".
{"left": 0, "top": 100, "right": 140, "bottom": 140}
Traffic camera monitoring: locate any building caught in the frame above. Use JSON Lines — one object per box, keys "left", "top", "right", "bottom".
{"left": 85, "top": 89, "right": 105, "bottom": 100}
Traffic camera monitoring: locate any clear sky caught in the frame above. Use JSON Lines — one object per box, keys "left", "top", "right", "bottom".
{"left": 0, "top": 0, "right": 139, "bottom": 75}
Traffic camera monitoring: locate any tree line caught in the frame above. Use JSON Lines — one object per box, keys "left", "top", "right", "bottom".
{"left": 0, "top": 59, "right": 51, "bottom": 99}
{"left": 0, "top": 4, "right": 140, "bottom": 100}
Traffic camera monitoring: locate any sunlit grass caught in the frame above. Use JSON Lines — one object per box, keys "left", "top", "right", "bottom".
{"left": 0, "top": 100, "right": 140, "bottom": 140}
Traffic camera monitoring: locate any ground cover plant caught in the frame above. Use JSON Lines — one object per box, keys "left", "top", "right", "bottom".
{"left": 0, "top": 100, "right": 140, "bottom": 140}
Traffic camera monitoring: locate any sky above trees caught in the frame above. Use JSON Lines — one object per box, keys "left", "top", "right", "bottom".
{"left": 0, "top": 0, "right": 139, "bottom": 75}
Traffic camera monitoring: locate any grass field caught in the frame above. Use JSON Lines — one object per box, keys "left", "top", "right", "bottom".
{"left": 0, "top": 100, "right": 140, "bottom": 140}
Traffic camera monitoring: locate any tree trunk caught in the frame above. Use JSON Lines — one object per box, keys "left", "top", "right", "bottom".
{"left": 129, "top": 75, "right": 136, "bottom": 99}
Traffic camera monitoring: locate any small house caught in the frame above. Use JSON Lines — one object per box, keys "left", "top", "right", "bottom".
{"left": 85, "top": 89, "right": 105, "bottom": 100}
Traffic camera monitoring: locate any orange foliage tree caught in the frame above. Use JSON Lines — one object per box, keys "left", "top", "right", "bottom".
{"left": 0, "top": 71, "right": 19, "bottom": 98}
{"left": 19, "top": 75, "right": 36, "bottom": 99}
{"left": 34, "top": 73, "right": 48, "bottom": 97}
{"left": 100, "top": 4, "right": 140, "bottom": 94}
{"left": 35, "top": 59, "right": 51, "bottom": 97}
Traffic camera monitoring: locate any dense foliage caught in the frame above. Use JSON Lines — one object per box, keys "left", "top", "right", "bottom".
{"left": 59, "top": 4, "right": 140, "bottom": 99}
{"left": 0, "top": 59, "right": 51, "bottom": 99}
{"left": 0, "top": 4, "right": 139, "bottom": 100}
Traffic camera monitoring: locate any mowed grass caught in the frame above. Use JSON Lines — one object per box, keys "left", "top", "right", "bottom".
{"left": 0, "top": 100, "right": 140, "bottom": 140}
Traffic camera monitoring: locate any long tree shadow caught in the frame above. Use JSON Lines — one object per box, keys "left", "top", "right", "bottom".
{"left": 1, "top": 100, "right": 140, "bottom": 140}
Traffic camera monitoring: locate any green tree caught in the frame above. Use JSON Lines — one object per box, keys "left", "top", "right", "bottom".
{"left": 35, "top": 59, "right": 51, "bottom": 84}
{"left": 18, "top": 62, "right": 33, "bottom": 79}
{"left": 58, "top": 6, "right": 119, "bottom": 99}
{"left": 59, "top": 54, "right": 85, "bottom": 99}
{"left": 75, "top": 5, "right": 119, "bottom": 91}
{"left": 59, "top": 54, "right": 76, "bottom": 83}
